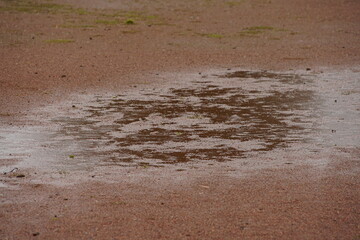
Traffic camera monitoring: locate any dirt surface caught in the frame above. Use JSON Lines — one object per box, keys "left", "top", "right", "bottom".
{"left": 1, "top": 0, "right": 360, "bottom": 239}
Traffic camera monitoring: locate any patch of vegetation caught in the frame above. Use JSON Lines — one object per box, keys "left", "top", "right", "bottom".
{"left": 226, "top": 0, "right": 245, "bottom": 7}
{"left": 1, "top": 1, "right": 169, "bottom": 28}
{"left": 123, "top": 11, "right": 167, "bottom": 26}
{"left": 44, "top": 39, "right": 75, "bottom": 43}
{"left": 95, "top": 19, "right": 119, "bottom": 25}
{"left": 238, "top": 26, "right": 280, "bottom": 37}
{"left": 125, "top": 19, "right": 135, "bottom": 25}
{"left": 124, "top": 11, "right": 144, "bottom": 19}
{"left": 0, "top": 0, "right": 91, "bottom": 15}
{"left": 199, "top": 33, "right": 224, "bottom": 39}
{"left": 245, "top": 26, "right": 274, "bottom": 31}
{"left": 73, "top": 8, "right": 90, "bottom": 15}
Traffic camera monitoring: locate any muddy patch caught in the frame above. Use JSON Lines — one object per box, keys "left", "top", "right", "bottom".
{"left": 1, "top": 69, "right": 359, "bottom": 172}
{"left": 59, "top": 85, "right": 315, "bottom": 166}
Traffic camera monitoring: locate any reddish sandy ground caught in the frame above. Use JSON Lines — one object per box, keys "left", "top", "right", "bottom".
{"left": 0, "top": 0, "right": 359, "bottom": 239}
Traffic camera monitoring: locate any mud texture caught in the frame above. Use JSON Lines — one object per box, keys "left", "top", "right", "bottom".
{"left": 0, "top": 0, "right": 360, "bottom": 239}
{"left": 50, "top": 71, "right": 315, "bottom": 167}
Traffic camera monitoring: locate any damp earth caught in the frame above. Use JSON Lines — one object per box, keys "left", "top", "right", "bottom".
{"left": 1, "top": 69, "right": 359, "bottom": 171}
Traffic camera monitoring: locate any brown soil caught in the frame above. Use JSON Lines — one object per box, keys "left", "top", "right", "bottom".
{"left": 0, "top": 0, "right": 359, "bottom": 239}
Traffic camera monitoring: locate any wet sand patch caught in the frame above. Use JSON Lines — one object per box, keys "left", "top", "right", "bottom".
{"left": 0, "top": 69, "right": 359, "bottom": 176}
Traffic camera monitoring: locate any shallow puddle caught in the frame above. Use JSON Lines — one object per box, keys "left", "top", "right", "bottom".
{"left": 1, "top": 69, "right": 359, "bottom": 171}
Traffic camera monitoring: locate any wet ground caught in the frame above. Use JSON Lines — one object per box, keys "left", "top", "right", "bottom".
{"left": 1, "top": 0, "right": 359, "bottom": 238}
{"left": 1, "top": 69, "right": 359, "bottom": 177}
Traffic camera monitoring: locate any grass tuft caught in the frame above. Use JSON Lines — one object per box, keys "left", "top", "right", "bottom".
{"left": 125, "top": 19, "right": 135, "bottom": 25}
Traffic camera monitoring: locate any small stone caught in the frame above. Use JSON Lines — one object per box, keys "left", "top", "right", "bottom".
{"left": 32, "top": 232, "right": 40, "bottom": 237}
{"left": 61, "top": 75, "right": 66, "bottom": 78}
{"left": 306, "top": 68, "right": 311, "bottom": 71}
{"left": 16, "top": 174, "right": 25, "bottom": 178}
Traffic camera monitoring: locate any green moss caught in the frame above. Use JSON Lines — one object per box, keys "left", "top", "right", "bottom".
{"left": 45, "top": 39, "right": 75, "bottom": 43}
